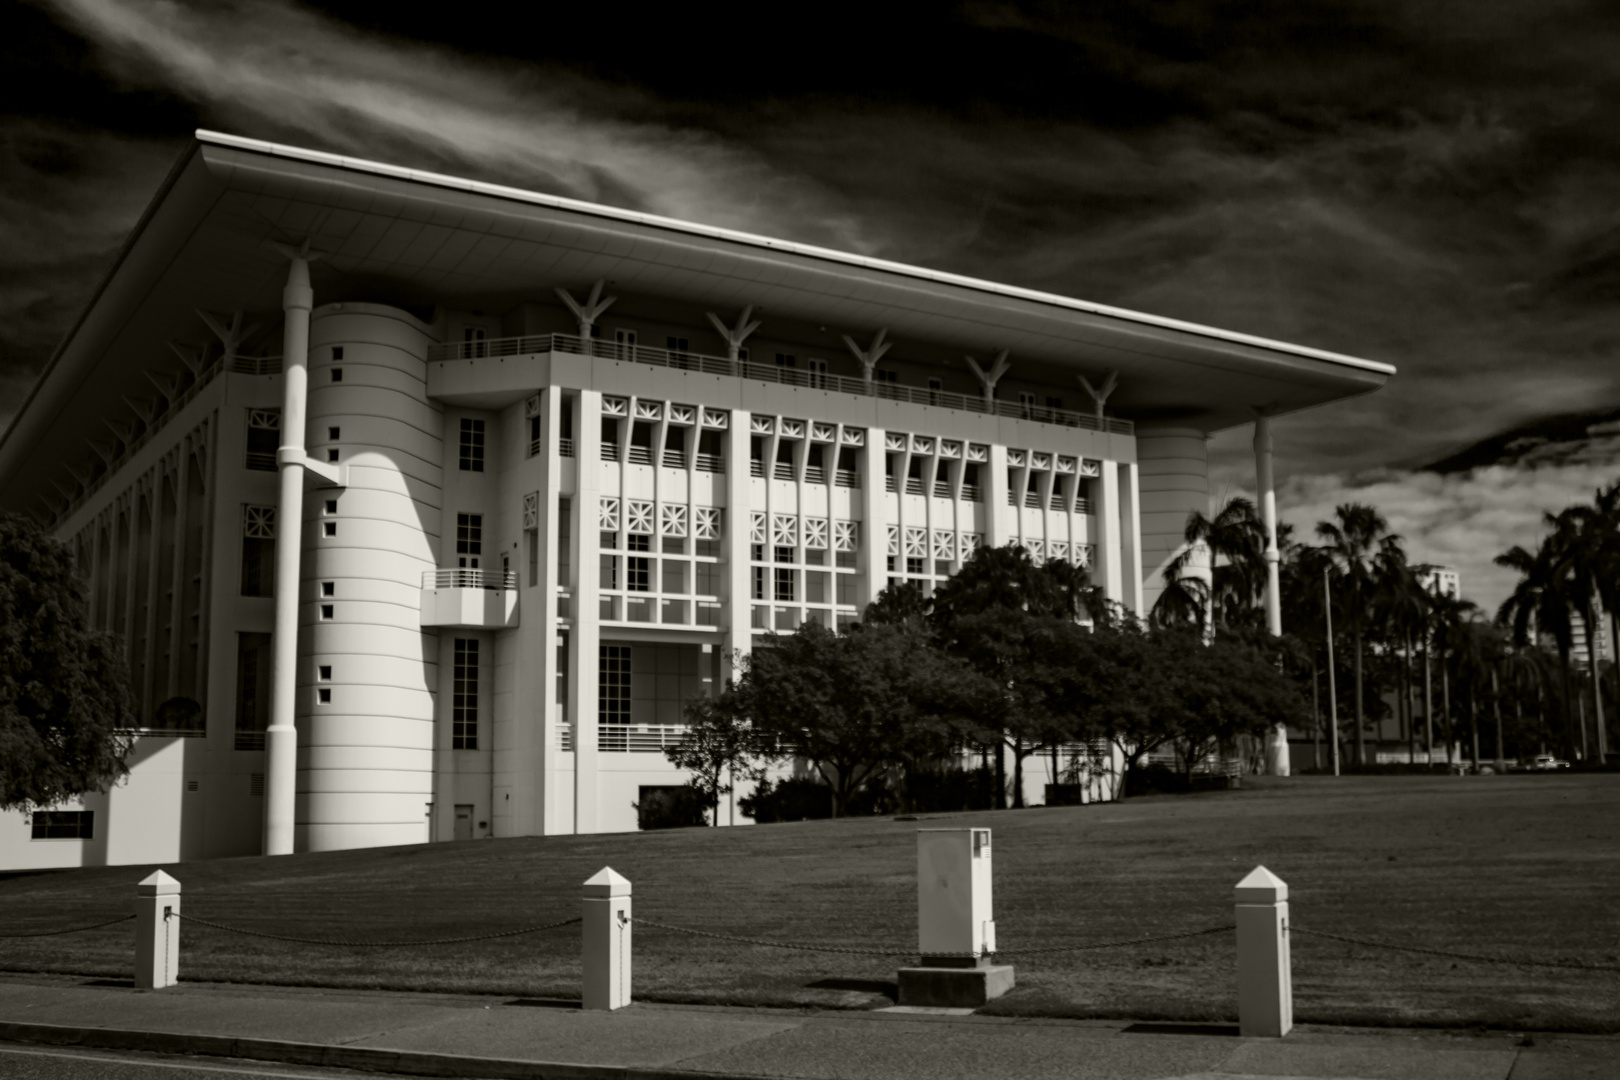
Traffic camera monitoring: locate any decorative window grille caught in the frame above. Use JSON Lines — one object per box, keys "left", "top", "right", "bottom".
{"left": 243, "top": 505, "right": 275, "bottom": 539}
{"left": 1025, "top": 539, "right": 1045, "bottom": 563}
{"left": 750, "top": 512, "right": 768, "bottom": 545}
{"left": 695, "top": 507, "right": 723, "bottom": 541}
{"left": 453, "top": 638, "right": 478, "bottom": 749}
{"left": 886, "top": 526, "right": 900, "bottom": 556}
{"left": 803, "top": 517, "right": 829, "bottom": 550}
{"left": 932, "top": 530, "right": 955, "bottom": 560}
{"left": 626, "top": 501, "right": 654, "bottom": 535}
{"left": 1049, "top": 540, "right": 1070, "bottom": 563}
{"left": 245, "top": 409, "right": 280, "bottom": 471}
{"left": 599, "top": 498, "right": 620, "bottom": 533}
{"left": 771, "top": 514, "right": 797, "bottom": 547}
{"left": 1079, "top": 459, "right": 1102, "bottom": 477}
{"left": 833, "top": 520, "right": 859, "bottom": 552}
{"left": 960, "top": 533, "right": 982, "bottom": 558}
{"left": 1076, "top": 544, "right": 1095, "bottom": 568}
{"left": 904, "top": 528, "right": 927, "bottom": 558}
{"left": 660, "top": 504, "right": 687, "bottom": 537}
{"left": 459, "top": 419, "right": 485, "bottom": 472}
{"left": 522, "top": 492, "right": 539, "bottom": 530}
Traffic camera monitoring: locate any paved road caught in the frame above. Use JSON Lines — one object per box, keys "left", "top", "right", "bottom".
{"left": 0, "top": 1043, "right": 417, "bottom": 1080}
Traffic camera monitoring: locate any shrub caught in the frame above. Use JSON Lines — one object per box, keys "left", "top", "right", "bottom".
{"left": 740, "top": 777, "right": 833, "bottom": 823}
{"left": 635, "top": 785, "right": 710, "bottom": 830}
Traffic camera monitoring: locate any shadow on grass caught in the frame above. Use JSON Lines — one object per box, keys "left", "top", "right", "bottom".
{"left": 804, "top": 977, "right": 897, "bottom": 999}
{"left": 503, "top": 998, "right": 580, "bottom": 1009}
{"left": 1122, "top": 1022, "right": 1240, "bottom": 1037}
{"left": 80, "top": 979, "right": 133, "bottom": 989}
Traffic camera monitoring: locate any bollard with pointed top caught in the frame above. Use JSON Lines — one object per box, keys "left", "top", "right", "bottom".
{"left": 135, "top": 870, "right": 181, "bottom": 990}
{"left": 1234, "top": 865, "right": 1292, "bottom": 1037}
{"left": 581, "top": 867, "right": 631, "bottom": 1010}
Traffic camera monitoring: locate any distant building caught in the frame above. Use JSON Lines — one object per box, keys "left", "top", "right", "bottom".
{"left": 1571, "top": 605, "right": 1612, "bottom": 668}
{"left": 1418, "top": 566, "right": 1460, "bottom": 599}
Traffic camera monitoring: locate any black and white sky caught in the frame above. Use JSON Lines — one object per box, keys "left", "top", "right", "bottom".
{"left": 5, "top": 0, "right": 1620, "bottom": 611}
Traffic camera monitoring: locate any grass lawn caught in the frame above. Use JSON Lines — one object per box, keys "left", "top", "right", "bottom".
{"left": 2, "top": 774, "right": 1617, "bottom": 1032}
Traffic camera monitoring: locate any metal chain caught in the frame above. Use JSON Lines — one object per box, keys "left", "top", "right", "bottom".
{"left": 171, "top": 912, "right": 581, "bottom": 948}
{"left": 996, "top": 925, "right": 1235, "bottom": 956}
{"left": 1292, "top": 926, "right": 1620, "bottom": 973}
{"left": 0, "top": 914, "right": 137, "bottom": 938}
{"left": 630, "top": 917, "right": 924, "bottom": 959}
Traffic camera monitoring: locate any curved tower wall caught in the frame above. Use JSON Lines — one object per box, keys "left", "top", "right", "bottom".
{"left": 299, "top": 303, "right": 442, "bottom": 852}
{"left": 1136, "top": 427, "right": 1210, "bottom": 618}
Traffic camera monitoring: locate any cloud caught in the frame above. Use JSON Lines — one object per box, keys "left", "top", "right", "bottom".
{"left": 42, "top": 0, "right": 874, "bottom": 251}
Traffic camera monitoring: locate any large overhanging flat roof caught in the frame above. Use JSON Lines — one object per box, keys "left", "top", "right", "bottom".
{"left": 0, "top": 130, "right": 1392, "bottom": 517}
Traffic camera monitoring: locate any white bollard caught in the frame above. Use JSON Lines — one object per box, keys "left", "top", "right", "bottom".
{"left": 581, "top": 867, "right": 631, "bottom": 1010}
{"left": 135, "top": 870, "right": 181, "bottom": 990}
{"left": 1234, "top": 865, "right": 1292, "bottom": 1037}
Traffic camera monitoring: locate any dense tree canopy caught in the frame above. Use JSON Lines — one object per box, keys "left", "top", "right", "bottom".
{"left": 0, "top": 512, "right": 136, "bottom": 811}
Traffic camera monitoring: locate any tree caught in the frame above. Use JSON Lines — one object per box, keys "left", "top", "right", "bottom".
{"left": 1162, "top": 630, "right": 1308, "bottom": 783}
{"left": 1497, "top": 532, "right": 1579, "bottom": 760}
{"left": 0, "top": 512, "right": 137, "bottom": 811}
{"left": 666, "top": 676, "right": 766, "bottom": 826}
{"left": 1549, "top": 504, "right": 1611, "bottom": 762}
{"left": 1316, "top": 503, "right": 1398, "bottom": 765}
{"left": 1153, "top": 497, "right": 1268, "bottom": 631}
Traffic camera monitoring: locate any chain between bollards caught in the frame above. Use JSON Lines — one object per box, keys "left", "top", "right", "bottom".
{"left": 170, "top": 911, "right": 581, "bottom": 948}
{"left": 0, "top": 914, "right": 137, "bottom": 938}
{"left": 1292, "top": 926, "right": 1620, "bottom": 973}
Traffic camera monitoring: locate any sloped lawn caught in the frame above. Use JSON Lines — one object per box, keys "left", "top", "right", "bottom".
{"left": 2, "top": 774, "right": 1616, "bottom": 1031}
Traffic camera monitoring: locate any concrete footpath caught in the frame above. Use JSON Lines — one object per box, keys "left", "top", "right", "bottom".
{"left": 0, "top": 973, "right": 1613, "bottom": 1080}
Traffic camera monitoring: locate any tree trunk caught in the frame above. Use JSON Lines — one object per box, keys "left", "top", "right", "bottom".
{"left": 1490, "top": 668, "right": 1505, "bottom": 772}
{"left": 1468, "top": 681, "right": 1480, "bottom": 771}
{"left": 1404, "top": 634, "right": 1417, "bottom": 765}
{"left": 1441, "top": 662, "right": 1454, "bottom": 766}
{"left": 1559, "top": 653, "right": 1575, "bottom": 761}
{"left": 994, "top": 739, "right": 1006, "bottom": 809}
{"left": 1011, "top": 737, "right": 1025, "bottom": 809}
{"left": 1354, "top": 629, "right": 1366, "bottom": 765}
{"left": 1423, "top": 642, "right": 1435, "bottom": 764}
{"left": 1578, "top": 693, "right": 1589, "bottom": 763}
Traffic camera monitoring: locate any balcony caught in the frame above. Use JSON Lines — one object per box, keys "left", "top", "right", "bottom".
{"left": 426, "top": 334, "right": 1134, "bottom": 436}
{"left": 419, "top": 568, "right": 519, "bottom": 629}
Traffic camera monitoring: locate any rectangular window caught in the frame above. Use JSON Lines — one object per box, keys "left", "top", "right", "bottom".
{"left": 662, "top": 560, "right": 687, "bottom": 594}
{"left": 245, "top": 409, "right": 280, "bottom": 471}
{"left": 240, "top": 505, "right": 276, "bottom": 597}
{"left": 836, "top": 574, "right": 856, "bottom": 606}
{"left": 600, "top": 554, "right": 619, "bottom": 590}
{"left": 235, "top": 631, "right": 271, "bottom": 750}
{"left": 696, "top": 429, "right": 724, "bottom": 473}
{"left": 31, "top": 811, "right": 93, "bottom": 840}
{"left": 459, "top": 418, "right": 485, "bottom": 472}
{"left": 331, "top": 368, "right": 343, "bottom": 382}
{"left": 323, "top": 521, "right": 337, "bottom": 537}
{"left": 526, "top": 528, "right": 539, "bottom": 587}
{"left": 907, "top": 556, "right": 925, "bottom": 575}
{"left": 332, "top": 346, "right": 344, "bottom": 360}
{"left": 696, "top": 562, "right": 720, "bottom": 596}
{"left": 836, "top": 549, "right": 857, "bottom": 569}
{"left": 875, "top": 368, "right": 898, "bottom": 382}
{"left": 774, "top": 567, "right": 796, "bottom": 602}
{"left": 806, "top": 571, "right": 829, "bottom": 604}
{"left": 558, "top": 497, "right": 572, "bottom": 584}
{"left": 775, "top": 353, "right": 797, "bottom": 368}
{"left": 626, "top": 555, "right": 651, "bottom": 592}
{"left": 775, "top": 545, "right": 794, "bottom": 564}
{"left": 752, "top": 565, "right": 765, "bottom": 600}
{"left": 599, "top": 645, "right": 631, "bottom": 728}
{"left": 456, "top": 513, "right": 482, "bottom": 568}
{"left": 627, "top": 532, "right": 650, "bottom": 552}
{"left": 453, "top": 638, "right": 479, "bottom": 749}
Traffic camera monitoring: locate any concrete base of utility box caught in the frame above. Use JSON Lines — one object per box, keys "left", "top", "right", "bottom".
{"left": 897, "top": 965, "right": 1015, "bottom": 1007}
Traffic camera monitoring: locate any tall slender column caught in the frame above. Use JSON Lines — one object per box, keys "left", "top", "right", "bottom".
{"left": 571, "top": 390, "right": 603, "bottom": 834}
{"left": 1253, "top": 414, "right": 1282, "bottom": 636}
{"left": 265, "top": 254, "right": 313, "bottom": 856}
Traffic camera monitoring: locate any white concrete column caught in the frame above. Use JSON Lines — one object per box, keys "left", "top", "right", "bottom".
{"left": 722, "top": 409, "right": 753, "bottom": 673}
{"left": 1235, "top": 866, "right": 1292, "bottom": 1038}
{"left": 985, "top": 445, "right": 1010, "bottom": 549}
{"left": 581, "top": 867, "right": 632, "bottom": 1010}
{"left": 1253, "top": 414, "right": 1282, "bottom": 637}
{"left": 134, "top": 870, "right": 180, "bottom": 990}
{"left": 265, "top": 253, "right": 312, "bottom": 857}
{"left": 1122, "top": 462, "right": 1144, "bottom": 619}
{"left": 571, "top": 390, "right": 603, "bottom": 834}
{"left": 1096, "top": 461, "right": 1123, "bottom": 602}
{"left": 858, "top": 427, "right": 887, "bottom": 608}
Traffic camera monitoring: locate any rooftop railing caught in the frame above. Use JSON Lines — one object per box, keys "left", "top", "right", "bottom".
{"left": 423, "top": 568, "right": 518, "bottom": 590}
{"left": 427, "top": 334, "right": 1134, "bottom": 436}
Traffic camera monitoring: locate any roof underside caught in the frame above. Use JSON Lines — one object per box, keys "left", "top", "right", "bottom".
{"left": 0, "top": 132, "right": 1391, "bottom": 516}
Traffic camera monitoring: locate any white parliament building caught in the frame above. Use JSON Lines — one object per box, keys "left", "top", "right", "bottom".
{"left": 0, "top": 132, "right": 1391, "bottom": 868}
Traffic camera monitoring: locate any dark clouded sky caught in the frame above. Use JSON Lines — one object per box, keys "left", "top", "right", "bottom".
{"left": 5, "top": 0, "right": 1620, "bottom": 609}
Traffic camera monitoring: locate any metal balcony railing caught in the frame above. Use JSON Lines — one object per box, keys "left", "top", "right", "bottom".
{"left": 426, "top": 333, "right": 1134, "bottom": 435}
{"left": 423, "top": 568, "right": 518, "bottom": 590}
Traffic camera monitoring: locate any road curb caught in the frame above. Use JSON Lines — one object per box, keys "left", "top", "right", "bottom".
{"left": 0, "top": 1020, "right": 755, "bottom": 1080}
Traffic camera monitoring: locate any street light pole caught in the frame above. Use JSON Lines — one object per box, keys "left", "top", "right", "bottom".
{"left": 1324, "top": 566, "right": 1340, "bottom": 778}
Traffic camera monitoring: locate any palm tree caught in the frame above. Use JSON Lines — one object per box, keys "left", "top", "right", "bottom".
{"left": 1497, "top": 533, "right": 1579, "bottom": 760}
{"left": 1317, "top": 504, "right": 1398, "bottom": 766}
{"left": 1157, "top": 497, "right": 1268, "bottom": 631}
{"left": 1280, "top": 539, "right": 1336, "bottom": 768}
{"left": 1558, "top": 491, "right": 1618, "bottom": 762}
{"left": 1374, "top": 544, "right": 1432, "bottom": 764}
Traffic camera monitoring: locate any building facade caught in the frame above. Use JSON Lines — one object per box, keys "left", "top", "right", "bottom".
{"left": 0, "top": 132, "right": 1391, "bottom": 867}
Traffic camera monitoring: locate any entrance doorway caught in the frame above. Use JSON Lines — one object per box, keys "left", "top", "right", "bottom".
{"left": 454, "top": 804, "right": 474, "bottom": 842}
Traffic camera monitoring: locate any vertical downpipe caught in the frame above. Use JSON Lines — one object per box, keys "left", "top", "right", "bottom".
{"left": 265, "top": 255, "right": 312, "bottom": 856}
